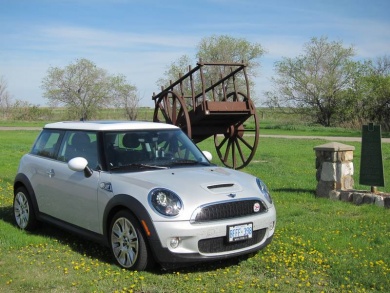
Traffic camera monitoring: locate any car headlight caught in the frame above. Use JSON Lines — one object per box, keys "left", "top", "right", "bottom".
{"left": 256, "top": 178, "right": 273, "bottom": 204}
{"left": 149, "top": 188, "right": 183, "bottom": 217}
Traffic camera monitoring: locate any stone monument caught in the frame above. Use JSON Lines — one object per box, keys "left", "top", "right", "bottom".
{"left": 314, "top": 142, "right": 355, "bottom": 197}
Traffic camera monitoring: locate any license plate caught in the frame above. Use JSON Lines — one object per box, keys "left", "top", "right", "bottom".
{"left": 228, "top": 223, "right": 253, "bottom": 242}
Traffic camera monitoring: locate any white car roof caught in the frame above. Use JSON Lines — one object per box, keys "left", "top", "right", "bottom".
{"left": 44, "top": 121, "right": 179, "bottom": 131}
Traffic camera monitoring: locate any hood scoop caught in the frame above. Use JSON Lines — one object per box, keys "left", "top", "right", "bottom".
{"left": 202, "top": 182, "right": 243, "bottom": 194}
{"left": 207, "top": 183, "right": 234, "bottom": 190}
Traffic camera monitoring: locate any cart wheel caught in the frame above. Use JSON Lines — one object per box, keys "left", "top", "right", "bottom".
{"left": 223, "top": 91, "right": 248, "bottom": 102}
{"left": 214, "top": 96, "right": 259, "bottom": 169}
{"left": 153, "top": 91, "right": 192, "bottom": 138}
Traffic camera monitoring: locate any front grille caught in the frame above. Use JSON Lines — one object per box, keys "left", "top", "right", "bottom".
{"left": 198, "top": 229, "right": 266, "bottom": 253}
{"left": 191, "top": 199, "right": 267, "bottom": 223}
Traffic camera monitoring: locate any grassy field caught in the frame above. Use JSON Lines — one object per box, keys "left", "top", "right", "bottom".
{"left": 0, "top": 128, "right": 389, "bottom": 292}
{"left": 1, "top": 107, "right": 389, "bottom": 138}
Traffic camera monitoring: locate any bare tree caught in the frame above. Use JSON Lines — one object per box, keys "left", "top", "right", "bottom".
{"left": 0, "top": 76, "right": 12, "bottom": 119}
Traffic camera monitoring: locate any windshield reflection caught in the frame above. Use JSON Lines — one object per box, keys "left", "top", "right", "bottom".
{"left": 104, "top": 129, "right": 211, "bottom": 171}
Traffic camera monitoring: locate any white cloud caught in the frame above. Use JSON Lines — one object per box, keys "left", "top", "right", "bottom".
{"left": 1, "top": 25, "right": 202, "bottom": 107}
{"left": 38, "top": 25, "right": 199, "bottom": 51}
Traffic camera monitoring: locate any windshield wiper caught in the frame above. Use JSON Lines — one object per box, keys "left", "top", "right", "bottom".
{"left": 171, "top": 159, "right": 209, "bottom": 166}
{"left": 111, "top": 163, "right": 168, "bottom": 171}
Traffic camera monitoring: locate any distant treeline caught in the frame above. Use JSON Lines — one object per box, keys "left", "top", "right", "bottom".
{"left": 1, "top": 105, "right": 388, "bottom": 132}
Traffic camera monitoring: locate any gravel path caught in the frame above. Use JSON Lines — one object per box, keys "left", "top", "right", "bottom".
{"left": 0, "top": 127, "right": 42, "bottom": 131}
{"left": 260, "top": 134, "right": 390, "bottom": 143}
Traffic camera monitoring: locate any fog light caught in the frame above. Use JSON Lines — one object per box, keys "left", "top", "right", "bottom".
{"left": 169, "top": 237, "right": 181, "bottom": 249}
{"left": 269, "top": 221, "right": 275, "bottom": 230}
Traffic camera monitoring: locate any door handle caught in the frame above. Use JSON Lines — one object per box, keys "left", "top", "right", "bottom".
{"left": 46, "top": 169, "right": 55, "bottom": 178}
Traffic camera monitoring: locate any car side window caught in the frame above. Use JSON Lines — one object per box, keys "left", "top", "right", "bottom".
{"left": 58, "top": 131, "right": 99, "bottom": 169}
{"left": 31, "top": 129, "right": 63, "bottom": 159}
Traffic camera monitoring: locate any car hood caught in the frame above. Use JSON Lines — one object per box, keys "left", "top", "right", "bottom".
{"left": 112, "top": 166, "right": 262, "bottom": 219}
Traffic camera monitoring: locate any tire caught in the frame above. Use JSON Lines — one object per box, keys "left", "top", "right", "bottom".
{"left": 109, "top": 210, "right": 154, "bottom": 270}
{"left": 13, "top": 186, "right": 37, "bottom": 231}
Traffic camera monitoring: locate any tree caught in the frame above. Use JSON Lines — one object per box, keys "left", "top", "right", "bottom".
{"left": 156, "top": 55, "right": 194, "bottom": 97}
{"left": 157, "top": 35, "right": 264, "bottom": 102}
{"left": 156, "top": 55, "right": 192, "bottom": 89}
{"left": 360, "top": 56, "right": 390, "bottom": 130}
{"left": 196, "top": 34, "right": 264, "bottom": 79}
{"left": 42, "top": 58, "right": 138, "bottom": 120}
{"left": 111, "top": 74, "right": 140, "bottom": 120}
{"left": 0, "top": 76, "right": 12, "bottom": 119}
{"left": 265, "top": 36, "right": 358, "bottom": 126}
{"left": 42, "top": 58, "right": 109, "bottom": 120}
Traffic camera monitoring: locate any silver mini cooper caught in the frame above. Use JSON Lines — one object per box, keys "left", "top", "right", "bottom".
{"left": 14, "top": 121, "right": 276, "bottom": 270}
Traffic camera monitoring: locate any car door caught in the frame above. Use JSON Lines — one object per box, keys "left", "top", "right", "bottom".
{"left": 30, "top": 129, "right": 64, "bottom": 215}
{"left": 42, "top": 130, "right": 101, "bottom": 233}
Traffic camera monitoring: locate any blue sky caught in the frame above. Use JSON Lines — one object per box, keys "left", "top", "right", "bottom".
{"left": 1, "top": 0, "right": 389, "bottom": 107}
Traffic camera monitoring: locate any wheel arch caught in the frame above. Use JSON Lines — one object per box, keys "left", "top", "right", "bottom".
{"left": 13, "top": 173, "right": 40, "bottom": 218}
{"left": 103, "top": 194, "right": 160, "bottom": 248}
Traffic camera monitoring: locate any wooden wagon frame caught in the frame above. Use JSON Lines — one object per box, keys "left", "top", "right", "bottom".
{"left": 152, "top": 60, "right": 259, "bottom": 169}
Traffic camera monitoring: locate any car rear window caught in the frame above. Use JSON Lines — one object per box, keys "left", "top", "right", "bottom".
{"left": 31, "top": 129, "right": 64, "bottom": 159}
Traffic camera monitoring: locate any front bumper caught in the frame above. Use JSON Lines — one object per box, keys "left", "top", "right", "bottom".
{"left": 148, "top": 209, "right": 276, "bottom": 266}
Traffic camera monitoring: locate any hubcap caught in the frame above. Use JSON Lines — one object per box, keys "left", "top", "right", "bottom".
{"left": 111, "top": 217, "right": 139, "bottom": 268}
{"left": 14, "top": 192, "right": 29, "bottom": 229}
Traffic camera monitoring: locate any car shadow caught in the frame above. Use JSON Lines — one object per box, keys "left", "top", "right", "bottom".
{"left": 156, "top": 253, "right": 253, "bottom": 274}
{"left": 272, "top": 188, "right": 316, "bottom": 195}
{"left": 0, "top": 205, "right": 113, "bottom": 265}
{"left": 0, "top": 206, "right": 257, "bottom": 274}
{"left": 0, "top": 206, "right": 14, "bottom": 223}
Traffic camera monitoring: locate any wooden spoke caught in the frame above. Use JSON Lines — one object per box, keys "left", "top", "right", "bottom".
{"left": 214, "top": 99, "right": 259, "bottom": 169}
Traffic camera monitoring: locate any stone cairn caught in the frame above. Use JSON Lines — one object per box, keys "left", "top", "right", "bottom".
{"left": 314, "top": 142, "right": 389, "bottom": 208}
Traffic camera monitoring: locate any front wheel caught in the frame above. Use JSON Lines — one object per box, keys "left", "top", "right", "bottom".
{"left": 13, "top": 186, "right": 37, "bottom": 231}
{"left": 109, "top": 210, "right": 154, "bottom": 270}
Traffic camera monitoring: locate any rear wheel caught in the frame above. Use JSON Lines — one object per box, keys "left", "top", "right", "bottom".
{"left": 153, "top": 90, "right": 192, "bottom": 138}
{"left": 109, "top": 210, "right": 154, "bottom": 270}
{"left": 13, "top": 187, "right": 37, "bottom": 231}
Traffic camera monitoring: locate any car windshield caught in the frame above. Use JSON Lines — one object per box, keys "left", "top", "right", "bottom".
{"left": 104, "top": 129, "right": 211, "bottom": 171}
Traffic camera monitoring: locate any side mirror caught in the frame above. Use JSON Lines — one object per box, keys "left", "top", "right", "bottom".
{"left": 202, "top": 151, "right": 213, "bottom": 161}
{"left": 68, "top": 157, "right": 93, "bottom": 178}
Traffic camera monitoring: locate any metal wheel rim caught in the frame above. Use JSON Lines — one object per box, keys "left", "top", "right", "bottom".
{"left": 14, "top": 192, "right": 30, "bottom": 229}
{"left": 111, "top": 217, "right": 139, "bottom": 268}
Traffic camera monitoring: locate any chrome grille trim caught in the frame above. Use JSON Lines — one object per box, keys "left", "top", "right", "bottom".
{"left": 190, "top": 198, "right": 268, "bottom": 223}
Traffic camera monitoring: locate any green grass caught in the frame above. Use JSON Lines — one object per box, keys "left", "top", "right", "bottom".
{"left": 259, "top": 123, "right": 365, "bottom": 137}
{"left": 0, "top": 130, "right": 389, "bottom": 292}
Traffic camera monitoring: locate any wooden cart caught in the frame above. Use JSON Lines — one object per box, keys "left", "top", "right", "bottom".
{"left": 152, "top": 60, "right": 259, "bottom": 169}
